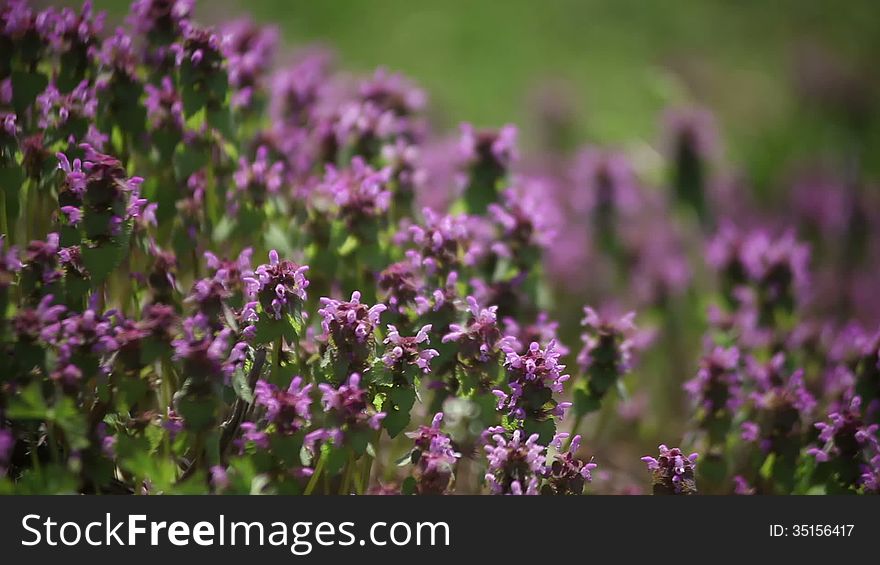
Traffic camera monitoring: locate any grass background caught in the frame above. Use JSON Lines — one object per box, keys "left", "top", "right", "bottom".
{"left": 82, "top": 0, "right": 880, "bottom": 191}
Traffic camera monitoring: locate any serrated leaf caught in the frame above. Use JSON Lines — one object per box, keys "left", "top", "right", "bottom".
{"left": 232, "top": 366, "right": 255, "bottom": 403}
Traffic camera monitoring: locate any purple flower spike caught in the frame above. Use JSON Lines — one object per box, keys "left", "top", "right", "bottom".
{"left": 231, "top": 146, "right": 285, "bottom": 211}
{"left": 406, "top": 413, "right": 459, "bottom": 495}
{"left": 318, "top": 291, "right": 386, "bottom": 344}
{"left": 684, "top": 345, "right": 742, "bottom": 424}
{"left": 382, "top": 324, "right": 439, "bottom": 374}
{"left": 314, "top": 373, "right": 386, "bottom": 447}
{"left": 254, "top": 376, "right": 313, "bottom": 435}
{"left": 483, "top": 429, "right": 545, "bottom": 495}
{"left": 442, "top": 296, "right": 514, "bottom": 365}
{"left": 495, "top": 340, "right": 571, "bottom": 422}
{"left": 245, "top": 250, "right": 309, "bottom": 320}
{"left": 542, "top": 433, "right": 597, "bottom": 495}
{"left": 642, "top": 444, "right": 698, "bottom": 495}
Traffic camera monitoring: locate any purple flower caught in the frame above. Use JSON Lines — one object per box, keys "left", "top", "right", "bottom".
{"left": 210, "top": 465, "right": 229, "bottom": 491}
{"left": 127, "top": 0, "right": 193, "bottom": 37}
{"left": 171, "top": 21, "right": 222, "bottom": 71}
{"left": 405, "top": 208, "right": 481, "bottom": 276}
{"left": 861, "top": 454, "right": 880, "bottom": 494}
{"left": 414, "top": 271, "right": 459, "bottom": 316}
{"left": 22, "top": 233, "right": 62, "bottom": 288}
{"left": 254, "top": 376, "right": 313, "bottom": 435}
{"left": 578, "top": 307, "right": 638, "bottom": 373}
{"left": 494, "top": 340, "right": 571, "bottom": 422}
{"left": 231, "top": 146, "right": 285, "bottom": 211}
{"left": 641, "top": 444, "right": 698, "bottom": 495}
{"left": 318, "top": 290, "right": 386, "bottom": 345}
{"left": 663, "top": 106, "right": 718, "bottom": 223}
{"left": 12, "top": 294, "right": 66, "bottom": 342}
{"left": 684, "top": 345, "right": 742, "bottom": 417}
{"left": 406, "top": 413, "right": 459, "bottom": 495}
{"left": 269, "top": 49, "right": 333, "bottom": 127}
{"left": 662, "top": 106, "right": 719, "bottom": 164}
{"left": 459, "top": 123, "right": 518, "bottom": 170}
{"left": 219, "top": 18, "right": 278, "bottom": 108}
{"left": 808, "top": 396, "right": 879, "bottom": 488}
{"left": 542, "top": 433, "right": 597, "bottom": 495}
{"left": 98, "top": 27, "right": 138, "bottom": 77}
{"left": 569, "top": 148, "right": 641, "bottom": 224}
{"left": 487, "top": 186, "right": 555, "bottom": 257}
{"left": 56, "top": 145, "right": 144, "bottom": 240}
{"left": 708, "top": 223, "right": 810, "bottom": 317}
{"left": 0, "top": 428, "right": 14, "bottom": 467}
{"left": 382, "top": 324, "right": 439, "bottom": 374}
{"left": 577, "top": 307, "right": 640, "bottom": 403}
{"left": 359, "top": 67, "right": 426, "bottom": 117}
{"left": 378, "top": 261, "right": 422, "bottom": 313}
{"left": 741, "top": 421, "right": 760, "bottom": 442}
{"left": 238, "top": 421, "right": 269, "bottom": 451}
{"left": 144, "top": 76, "right": 184, "bottom": 131}
{"left": 442, "top": 296, "right": 514, "bottom": 366}
{"left": 322, "top": 157, "right": 392, "bottom": 226}
{"left": 733, "top": 475, "right": 756, "bottom": 495}
{"left": 36, "top": 80, "right": 97, "bottom": 130}
{"left": 313, "top": 373, "right": 385, "bottom": 447}
{"left": 483, "top": 429, "right": 545, "bottom": 495}
{"left": 244, "top": 250, "right": 309, "bottom": 320}
{"left": 44, "top": 1, "right": 104, "bottom": 55}
{"left": 2, "top": 111, "right": 18, "bottom": 139}
{"left": 502, "top": 312, "right": 568, "bottom": 355}
{"left": 0, "top": 238, "right": 21, "bottom": 289}
{"left": 172, "top": 315, "right": 240, "bottom": 380}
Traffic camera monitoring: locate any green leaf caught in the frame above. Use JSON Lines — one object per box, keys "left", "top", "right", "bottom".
{"left": 81, "top": 223, "right": 132, "bottom": 285}
{"left": 382, "top": 386, "right": 416, "bottom": 438}
{"left": 232, "top": 366, "right": 255, "bottom": 403}
{"left": 11, "top": 71, "right": 49, "bottom": 116}
{"left": 252, "top": 312, "right": 296, "bottom": 345}
{"left": 325, "top": 444, "right": 349, "bottom": 475}
{"left": 573, "top": 386, "right": 601, "bottom": 416}
{"left": 401, "top": 476, "right": 417, "bottom": 495}
{"left": 52, "top": 396, "right": 89, "bottom": 451}
{"left": 338, "top": 234, "right": 359, "bottom": 256}
{"left": 522, "top": 418, "right": 556, "bottom": 445}
{"left": 270, "top": 432, "right": 305, "bottom": 467}
{"left": 6, "top": 382, "right": 48, "bottom": 420}
{"left": 173, "top": 143, "right": 209, "bottom": 180}
{"left": 176, "top": 394, "right": 219, "bottom": 432}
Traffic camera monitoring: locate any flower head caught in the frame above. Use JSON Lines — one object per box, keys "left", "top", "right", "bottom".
{"left": 406, "top": 413, "right": 459, "bottom": 495}
{"left": 542, "top": 434, "right": 597, "bottom": 495}
{"left": 254, "top": 376, "right": 313, "bottom": 435}
{"left": 245, "top": 250, "right": 309, "bottom": 320}
{"left": 494, "top": 340, "right": 571, "bottom": 422}
{"left": 382, "top": 324, "right": 439, "bottom": 374}
{"left": 483, "top": 429, "right": 545, "bottom": 495}
{"left": 442, "top": 296, "right": 514, "bottom": 365}
{"left": 641, "top": 444, "right": 698, "bottom": 495}
{"left": 312, "top": 373, "right": 385, "bottom": 447}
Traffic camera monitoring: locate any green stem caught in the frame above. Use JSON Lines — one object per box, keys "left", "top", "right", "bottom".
{"left": 340, "top": 456, "right": 354, "bottom": 495}
{"left": 272, "top": 336, "right": 283, "bottom": 382}
{"left": 304, "top": 451, "right": 327, "bottom": 495}
{"left": 352, "top": 467, "right": 365, "bottom": 495}
{"left": 0, "top": 189, "right": 8, "bottom": 240}
{"left": 359, "top": 428, "right": 382, "bottom": 490}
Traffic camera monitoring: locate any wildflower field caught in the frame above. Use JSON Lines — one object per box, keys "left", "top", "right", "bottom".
{"left": 1, "top": 0, "right": 879, "bottom": 495}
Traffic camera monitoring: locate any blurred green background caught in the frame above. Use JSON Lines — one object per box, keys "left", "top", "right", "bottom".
{"left": 83, "top": 0, "right": 880, "bottom": 188}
